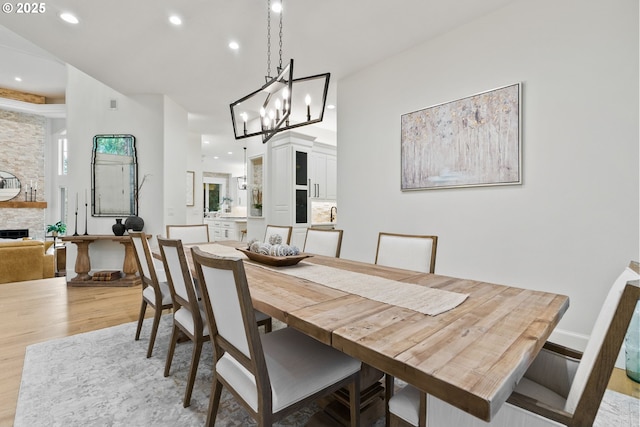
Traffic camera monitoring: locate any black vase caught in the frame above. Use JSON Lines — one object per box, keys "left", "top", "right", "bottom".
{"left": 112, "top": 218, "right": 126, "bottom": 236}
{"left": 124, "top": 215, "right": 144, "bottom": 232}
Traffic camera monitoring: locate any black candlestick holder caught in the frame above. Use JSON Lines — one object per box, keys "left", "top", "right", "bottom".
{"left": 83, "top": 203, "right": 89, "bottom": 235}
{"left": 73, "top": 211, "right": 79, "bottom": 236}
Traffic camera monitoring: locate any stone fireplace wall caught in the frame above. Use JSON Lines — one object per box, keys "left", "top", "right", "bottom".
{"left": 0, "top": 109, "right": 47, "bottom": 240}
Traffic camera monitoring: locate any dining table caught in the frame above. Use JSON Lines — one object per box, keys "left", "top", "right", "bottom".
{"left": 154, "top": 240, "right": 570, "bottom": 424}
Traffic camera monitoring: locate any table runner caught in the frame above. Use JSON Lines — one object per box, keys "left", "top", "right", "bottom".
{"left": 256, "top": 262, "right": 468, "bottom": 316}
{"left": 193, "top": 244, "right": 468, "bottom": 316}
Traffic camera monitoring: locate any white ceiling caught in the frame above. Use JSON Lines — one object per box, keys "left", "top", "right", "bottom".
{"left": 0, "top": 0, "right": 515, "bottom": 168}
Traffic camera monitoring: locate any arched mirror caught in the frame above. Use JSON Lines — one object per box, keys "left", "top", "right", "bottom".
{"left": 0, "top": 171, "right": 21, "bottom": 201}
{"left": 92, "top": 134, "right": 137, "bottom": 217}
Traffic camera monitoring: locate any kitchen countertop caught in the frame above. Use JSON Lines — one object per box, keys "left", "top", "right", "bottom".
{"left": 205, "top": 217, "right": 247, "bottom": 222}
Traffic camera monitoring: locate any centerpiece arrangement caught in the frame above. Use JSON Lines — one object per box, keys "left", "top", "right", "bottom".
{"left": 236, "top": 234, "right": 310, "bottom": 266}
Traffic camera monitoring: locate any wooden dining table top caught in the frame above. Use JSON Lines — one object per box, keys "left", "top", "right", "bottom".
{"left": 156, "top": 240, "right": 570, "bottom": 422}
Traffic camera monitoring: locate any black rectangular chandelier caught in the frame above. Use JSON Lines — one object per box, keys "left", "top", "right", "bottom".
{"left": 229, "top": 0, "right": 330, "bottom": 144}
{"left": 230, "top": 61, "right": 330, "bottom": 144}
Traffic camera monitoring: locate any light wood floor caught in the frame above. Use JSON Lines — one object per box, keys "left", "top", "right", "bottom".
{"left": 0, "top": 277, "right": 153, "bottom": 426}
{"left": 1, "top": 277, "right": 638, "bottom": 426}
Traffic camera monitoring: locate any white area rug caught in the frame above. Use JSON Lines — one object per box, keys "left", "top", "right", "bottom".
{"left": 15, "top": 316, "right": 639, "bottom": 426}
{"left": 15, "top": 316, "right": 331, "bottom": 426}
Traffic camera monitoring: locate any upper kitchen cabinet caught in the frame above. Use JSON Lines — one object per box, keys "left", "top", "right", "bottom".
{"left": 310, "top": 142, "right": 337, "bottom": 200}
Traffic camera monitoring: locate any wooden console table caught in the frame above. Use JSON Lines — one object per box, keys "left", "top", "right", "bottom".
{"left": 61, "top": 235, "right": 148, "bottom": 287}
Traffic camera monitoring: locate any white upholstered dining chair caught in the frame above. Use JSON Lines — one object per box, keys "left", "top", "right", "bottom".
{"left": 386, "top": 261, "right": 640, "bottom": 427}
{"left": 157, "top": 236, "right": 209, "bottom": 407}
{"left": 191, "top": 247, "right": 363, "bottom": 427}
{"left": 264, "top": 224, "right": 292, "bottom": 245}
{"left": 375, "top": 232, "right": 438, "bottom": 274}
{"left": 130, "top": 232, "right": 173, "bottom": 358}
{"left": 166, "top": 224, "right": 210, "bottom": 244}
{"left": 303, "top": 227, "right": 344, "bottom": 257}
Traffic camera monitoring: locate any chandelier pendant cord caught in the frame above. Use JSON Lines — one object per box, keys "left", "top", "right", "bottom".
{"left": 266, "top": 0, "right": 271, "bottom": 79}
{"left": 278, "top": 1, "right": 283, "bottom": 72}
{"left": 266, "top": 0, "right": 284, "bottom": 80}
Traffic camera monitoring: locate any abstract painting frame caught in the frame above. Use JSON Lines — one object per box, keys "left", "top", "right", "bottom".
{"left": 401, "top": 83, "right": 521, "bottom": 191}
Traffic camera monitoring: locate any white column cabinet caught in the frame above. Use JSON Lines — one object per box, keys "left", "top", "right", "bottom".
{"left": 269, "top": 133, "right": 314, "bottom": 248}
{"left": 267, "top": 133, "right": 337, "bottom": 248}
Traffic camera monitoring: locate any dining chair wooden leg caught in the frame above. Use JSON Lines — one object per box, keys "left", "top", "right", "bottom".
{"left": 135, "top": 300, "right": 147, "bottom": 341}
{"left": 260, "top": 412, "right": 274, "bottom": 426}
{"left": 146, "top": 307, "right": 163, "bottom": 358}
{"left": 206, "top": 377, "right": 224, "bottom": 427}
{"left": 164, "top": 324, "right": 180, "bottom": 377}
{"left": 183, "top": 339, "right": 204, "bottom": 407}
{"left": 264, "top": 318, "right": 272, "bottom": 333}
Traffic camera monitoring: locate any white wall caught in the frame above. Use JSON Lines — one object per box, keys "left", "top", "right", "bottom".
{"left": 162, "top": 95, "right": 189, "bottom": 226}
{"left": 337, "top": 0, "right": 639, "bottom": 348}
{"left": 186, "top": 132, "right": 204, "bottom": 223}
{"left": 62, "top": 66, "right": 189, "bottom": 270}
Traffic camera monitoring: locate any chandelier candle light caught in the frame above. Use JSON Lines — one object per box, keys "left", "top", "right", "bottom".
{"left": 230, "top": 0, "right": 330, "bottom": 143}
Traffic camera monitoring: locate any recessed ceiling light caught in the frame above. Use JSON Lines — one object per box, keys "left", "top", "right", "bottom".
{"left": 229, "top": 41, "right": 240, "bottom": 50}
{"left": 271, "top": 2, "right": 282, "bottom": 13}
{"left": 203, "top": 140, "right": 210, "bottom": 144}
{"left": 227, "top": 151, "right": 233, "bottom": 155}
{"left": 327, "top": 104, "right": 336, "bottom": 110}
{"left": 169, "top": 15, "right": 182, "bottom": 26}
{"left": 14, "top": 77, "right": 22, "bottom": 82}
{"left": 60, "top": 12, "right": 79, "bottom": 24}
{"left": 213, "top": 156, "right": 219, "bottom": 159}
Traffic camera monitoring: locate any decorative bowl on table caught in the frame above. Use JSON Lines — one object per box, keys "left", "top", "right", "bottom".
{"left": 236, "top": 247, "right": 311, "bottom": 266}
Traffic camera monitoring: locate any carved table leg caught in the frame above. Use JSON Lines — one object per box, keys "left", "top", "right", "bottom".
{"left": 119, "top": 240, "right": 141, "bottom": 286}
{"left": 69, "top": 240, "right": 91, "bottom": 282}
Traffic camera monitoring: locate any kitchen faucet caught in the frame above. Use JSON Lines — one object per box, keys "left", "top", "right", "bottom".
{"left": 330, "top": 206, "right": 337, "bottom": 222}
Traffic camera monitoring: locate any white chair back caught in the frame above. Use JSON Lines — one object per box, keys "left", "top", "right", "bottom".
{"left": 303, "top": 228, "right": 343, "bottom": 257}
{"left": 159, "top": 241, "right": 195, "bottom": 303}
{"left": 130, "top": 233, "right": 153, "bottom": 280}
{"left": 166, "top": 224, "right": 210, "bottom": 244}
{"left": 264, "top": 225, "right": 292, "bottom": 245}
{"left": 375, "top": 233, "right": 438, "bottom": 273}
{"left": 195, "top": 251, "right": 252, "bottom": 358}
{"left": 564, "top": 265, "right": 640, "bottom": 412}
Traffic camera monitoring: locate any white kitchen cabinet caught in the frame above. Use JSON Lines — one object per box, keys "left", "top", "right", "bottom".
{"left": 263, "top": 132, "right": 337, "bottom": 248}
{"left": 309, "top": 143, "right": 337, "bottom": 200}
{"left": 205, "top": 218, "right": 246, "bottom": 241}
{"left": 269, "top": 133, "right": 315, "bottom": 248}
{"left": 270, "top": 134, "right": 313, "bottom": 227}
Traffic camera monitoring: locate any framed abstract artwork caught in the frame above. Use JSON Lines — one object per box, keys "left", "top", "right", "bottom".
{"left": 401, "top": 83, "right": 521, "bottom": 190}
